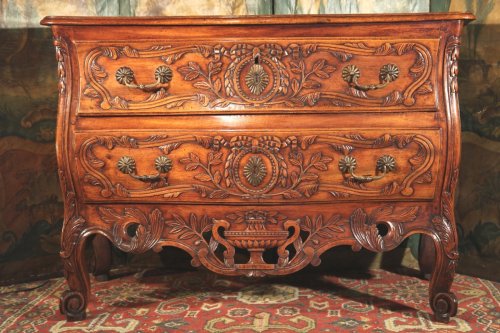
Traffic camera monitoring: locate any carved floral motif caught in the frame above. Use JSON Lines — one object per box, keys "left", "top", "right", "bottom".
{"left": 82, "top": 41, "right": 433, "bottom": 110}
{"left": 79, "top": 132, "right": 435, "bottom": 200}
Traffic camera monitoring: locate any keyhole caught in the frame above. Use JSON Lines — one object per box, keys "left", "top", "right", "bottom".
{"left": 254, "top": 55, "right": 260, "bottom": 65}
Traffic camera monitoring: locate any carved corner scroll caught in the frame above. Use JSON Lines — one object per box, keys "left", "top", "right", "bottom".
{"left": 96, "top": 205, "right": 421, "bottom": 277}
{"left": 80, "top": 132, "right": 435, "bottom": 201}
{"left": 82, "top": 41, "right": 434, "bottom": 110}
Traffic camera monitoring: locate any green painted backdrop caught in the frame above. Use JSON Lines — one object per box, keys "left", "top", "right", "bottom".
{"left": 0, "top": 0, "right": 498, "bottom": 284}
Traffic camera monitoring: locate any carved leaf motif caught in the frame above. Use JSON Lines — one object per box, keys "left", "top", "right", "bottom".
{"left": 394, "top": 135, "right": 415, "bottom": 148}
{"left": 178, "top": 62, "right": 201, "bottom": 80}
{"left": 192, "top": 184, "right": 212, "bottom": 198}
{"left": 163, "top": 191, "right": 182, "bottom": 198}
{"left": 194, "top": 173, "right": 212, "bottom": 182}
{"left": 303, "top": 80, "right": 321, "bottom": 89}
{"left": 165, "top": 99, "right": 189, "bottom": 109}
{"left": 197, "top": 93, "right": 210, "bottom": 107}
{"left": 145, "top": 88, "right": 168, "bottom": 102}
{"left": 290, "top": 61, "right": 304, "bottom": 74}
{"left": 196, "top": 45, "right": 214, "bottom": 58}
{"left": 382, "top": 91, "right": 403, "bottom": 106}
{"left": 329, "top": 51, "right": 353, "bottom": 62}
{"left": 415, "top": 80, "right": 433, "bottom": 94}
{"left": 329, "top": 191, "right": 350, "bottom": 198}
{"left": 83, "top": 85, "right": 100, "bottom": 98}
{"left": 381, "top": 182, "right": 400, "bottom": 195}
{"left": 345, "top": 87, "right": 368, "bottom": 99}
{"left": 415, "top": 170, "right": 432, "bottom": 184}
{"left": 209, "top": 237, "right": 219, "bottom": 253}
{"left": 410, "top": 53, "right": 425, "bottom": 76}
{"left": 159, "top": 142, "right": 181, "bottom": 155}
{"left": 374, "top": 42, "right": 394, "bottom": 55}
{"left": 213, "top": 170, "right": 222, "bottom": 184}
{"left": 208, "top": 61, "right": 222, "bottom": 75}
{"left": 297, "top": 183, "right": 319, "bottom": 198}
{"left": 302, "top": 214, "right": 343, "bottom": 237}
{"left": 282, "top": 189, "right": 302, "bottom": 199}
{"left": 300, "top": 135, "right": 317, "bottom": 149}
{"left": 210, "top": 190, "right": 230, "bottom": 199}
{"left": 310, "top": 152, "right": 333, "bottom": 171}
{"left": 98, "top": 207, "right": 164, "bottom": 253}
{"left": 299, "top": 92, "right": 321, "bottom": 106}
{"left": 110, "top": 96, "right": 129, "bottom": 109}
{"left": 208, "top": 151, "right": 223, "bottom": 165}
{"left": 83, "top": 174, "right": 102, "bottom": 187}
{"left": 193, "top": 81, "right": 211, "bottom": 90}
{"left": 213, "top": 79, "right": 222, "bottom": 93}
{"left": 395, "top": 43, "right": 415, "bottom": 55}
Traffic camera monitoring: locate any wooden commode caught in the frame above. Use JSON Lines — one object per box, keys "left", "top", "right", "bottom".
{"left": 41, "top": 13, "right": 474, "bottom": 322}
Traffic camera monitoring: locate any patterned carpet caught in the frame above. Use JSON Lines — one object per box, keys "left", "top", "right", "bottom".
{"left": 0, "top": 268, "right": 498, "bottom": 333}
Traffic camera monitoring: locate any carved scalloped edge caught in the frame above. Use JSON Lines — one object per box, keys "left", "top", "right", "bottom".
{"left": 95, "top": 205, "right": 420, "bottom": 277}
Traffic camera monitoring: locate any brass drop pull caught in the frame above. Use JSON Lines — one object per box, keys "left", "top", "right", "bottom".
{"left": 117, "top": 155, "right": 173, "bottom": 183}
{"left": 339, "top": 155, "right": 396, "bottom": 183}
{"left": 342, "top": 64, "right": 399, "bottom": 91}
{"left": 115, "top": 65, "right": 173, "bottom": 91}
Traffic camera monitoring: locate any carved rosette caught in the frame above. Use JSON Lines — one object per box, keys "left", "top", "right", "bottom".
{"left": 95, "top": 205, "right": 420, "bottom": 277}
{"left": 82, "top": 41, "right": 434, "bottom": 110}
{"left": 80, "top": 132, "right": 435, "bottom": 201}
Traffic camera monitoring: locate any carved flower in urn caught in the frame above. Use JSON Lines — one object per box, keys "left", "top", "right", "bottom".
{"left": 245, "top": 64, "right": 269, "bottom": 95}
{"left": 243, "top": 155, "right": 267, "bottom": 186}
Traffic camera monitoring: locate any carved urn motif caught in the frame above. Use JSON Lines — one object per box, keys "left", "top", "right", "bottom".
{"left": 214, "top": 210, "right": 300, "bottom": 270}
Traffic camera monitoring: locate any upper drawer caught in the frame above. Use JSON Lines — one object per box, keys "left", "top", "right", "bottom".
{"left": 77, "top": 38, "right": 439, "bottom": 115}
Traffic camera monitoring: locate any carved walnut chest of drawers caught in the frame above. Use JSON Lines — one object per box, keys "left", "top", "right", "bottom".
{"left": 42, "top": 13, "right": 473, "bottom": 322}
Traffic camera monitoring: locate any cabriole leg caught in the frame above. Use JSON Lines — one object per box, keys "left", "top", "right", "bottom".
{"left": 59, "top": 219, "right": 91, "bottom": 321}
{"left": 428, "top": 222, "right": 459, "bottom": 323}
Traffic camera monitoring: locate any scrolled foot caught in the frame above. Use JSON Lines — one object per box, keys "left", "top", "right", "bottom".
{"left": 60, "top": 290, "right": 87, "bottom": 321}
{"left": 431, "top": 292, "right": 457, "bottom": 323}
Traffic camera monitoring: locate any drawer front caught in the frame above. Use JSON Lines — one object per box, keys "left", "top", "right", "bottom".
{"left": 77, "top": 38, "right": 438, "bottom": 115}
{"left": 75, "top": 129, "right": 440, "bottom": 203}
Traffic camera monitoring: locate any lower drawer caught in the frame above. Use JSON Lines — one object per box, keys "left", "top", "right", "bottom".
{"left": 75, "top": 128, "right": 441, "bottom": 203}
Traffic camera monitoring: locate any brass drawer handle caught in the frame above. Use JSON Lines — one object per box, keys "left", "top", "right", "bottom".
{"left": 339, "top": 155, "right": 396, "bottom": 183}
{"left": 342, "top": 64, "right": 399, "bottom": 91}
{"left": 115, "top": 65, "right": 173, "bottom": 91}
{"left": 117, "top": 155, "right": 172, "bottom": 183}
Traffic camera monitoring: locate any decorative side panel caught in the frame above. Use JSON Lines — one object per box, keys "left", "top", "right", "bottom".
{"left": 77, "top": 39, "right": 438, "bottom": 114}
{"left": 75, "top": 130, "right": 440, "bottom": 203}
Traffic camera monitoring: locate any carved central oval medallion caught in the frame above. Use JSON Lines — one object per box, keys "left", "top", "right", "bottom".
{"left": 245, "top": 64, "right": 269, "bottom": 95}
{"left": 233, "top": 55, "right": 280, "bottom": 104}
{"left": 243, "top": 155, "right": 267, "bottom": 186}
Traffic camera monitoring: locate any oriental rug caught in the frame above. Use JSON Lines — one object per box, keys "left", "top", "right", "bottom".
{"left": 0, "top": 268, "right": 498, "bottom": 332}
